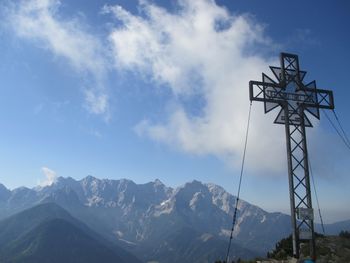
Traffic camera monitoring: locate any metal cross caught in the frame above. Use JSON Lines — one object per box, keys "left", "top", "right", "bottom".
{"left": 249, "top": 53, "right": 334, "bottom": 260}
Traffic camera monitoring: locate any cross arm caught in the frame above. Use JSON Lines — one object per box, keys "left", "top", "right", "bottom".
{"left": 305, "top": 88, "right": 334, "bottom": 110}
{"left": 249, "top": 80, "right": 282, "bottom": 104}
{"left": 249, "top": 80, "right": 335, "bottom": 110}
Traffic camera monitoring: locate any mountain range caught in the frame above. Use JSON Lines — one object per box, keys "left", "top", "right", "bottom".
{"left": 0, "top": 176, "right": 349, "bottom": 263}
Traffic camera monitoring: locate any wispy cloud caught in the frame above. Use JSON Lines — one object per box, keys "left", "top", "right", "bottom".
{"left": 39, "top": 166, "right": 57, "bottom": 187}
{"left": 106, "top": 0, "right": 286, "bottom": 173}
{"left": 7, "top": 0, "right": 109, "bottom": 116}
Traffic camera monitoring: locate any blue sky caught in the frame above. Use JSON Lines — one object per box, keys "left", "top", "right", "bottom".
{"left": 0, "top": 0, "right": 349, "bottom": 222}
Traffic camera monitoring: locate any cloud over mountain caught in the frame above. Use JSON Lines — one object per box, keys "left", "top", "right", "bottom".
{"left": 39, "top": 167, "right": 58, "bottom": 187}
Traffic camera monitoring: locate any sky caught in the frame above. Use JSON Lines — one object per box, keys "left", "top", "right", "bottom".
{"left": 0, "top": 0, "right": 349, "bottom": 223}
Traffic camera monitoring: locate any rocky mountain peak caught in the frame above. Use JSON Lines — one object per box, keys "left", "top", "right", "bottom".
{"left": 175, "top": 180, "right": 208, "bottom": 195}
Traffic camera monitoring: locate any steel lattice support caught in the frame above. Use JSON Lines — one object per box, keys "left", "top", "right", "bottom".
{"left": 249, "top": 53, "right": 334, "bottom": 260}
{"left": 284, "top": 107, "right": 315, "bottom": 258}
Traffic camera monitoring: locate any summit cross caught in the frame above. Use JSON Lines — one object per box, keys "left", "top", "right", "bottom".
{"left": 249, "top": 53, "right": 334, "bottom": 260}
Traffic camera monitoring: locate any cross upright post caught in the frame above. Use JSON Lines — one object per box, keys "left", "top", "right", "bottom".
{"left": 249, "top": 53, "right": 334, "bottom": 260}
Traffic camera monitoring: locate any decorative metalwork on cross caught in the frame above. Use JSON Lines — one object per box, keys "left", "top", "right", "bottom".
{"left": 249, "top": 53, "right": 334, "bottom": 260}
{"left": 250, "top": 53, "right": 334, "bottom": 127}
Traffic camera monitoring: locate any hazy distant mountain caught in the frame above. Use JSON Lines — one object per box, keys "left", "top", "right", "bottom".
{"left": 0, "top": 176, "right": 349, "bottom": 262}
{"left": 0, "top": 183, "right": 10, "bottom": 201}
{"left": 1, "top": 218, "right": 130, "bottom": 263}
{"left": 0, "top": 203, "right": 142, "bottom": 263}
{"left": 318, "top": 219, "right": 350, "bottom": 235}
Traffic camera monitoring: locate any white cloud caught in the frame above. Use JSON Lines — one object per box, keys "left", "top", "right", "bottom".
{"left": 6, "top": 0, "right": 335, "bottom": 176}
{"left": 84, "top": 89, "right": 109, "bottom": 117}
{"left": 39, "top": 166, "right": 57, "bottom": 187}
{"left": 8, "top": 0, "right": 109, "bottom": 116}
{"left": 108, "top": 0, "right": 286, "bottom": 174}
